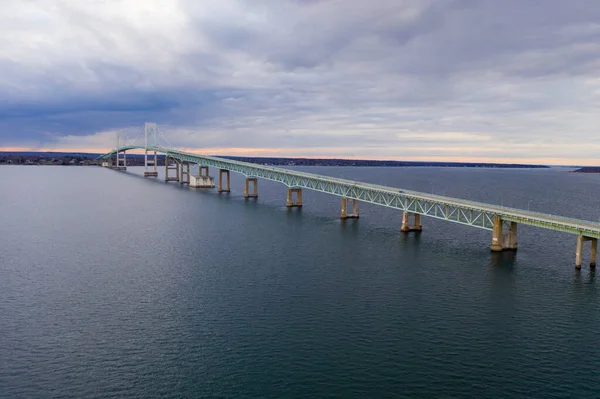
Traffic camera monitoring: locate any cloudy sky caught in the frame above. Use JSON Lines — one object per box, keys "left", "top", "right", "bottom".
{"left": 1, "top": 0, "right": 600, "bottom": 164}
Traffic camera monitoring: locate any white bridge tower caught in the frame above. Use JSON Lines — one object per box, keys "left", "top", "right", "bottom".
{"left": 144, "top": 122, "right": 159, "bottom": 177}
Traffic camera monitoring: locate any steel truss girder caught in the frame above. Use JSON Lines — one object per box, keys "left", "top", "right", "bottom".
{"left": 99, "top": 146, "right": 600, "bottom": 238}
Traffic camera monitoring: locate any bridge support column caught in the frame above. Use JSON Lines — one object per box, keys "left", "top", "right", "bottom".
{"left": 340, "top": 198, "right": 359, "bottom": 219}
{"left": 115, "top": 150, "right": 127, "bottom": 171}
{"left": 244, "top": 177, "right": 258, "bottom": 198}
{"left": 401, "top": 212, "right": 421, "bottom": 232}
{"left": 218, "top": 169, "right": 230, "bottom": 193}
{"left": 190, "top": 165, "right": 215, "bottom": 188}
{"left": 504, "top": 222, "right": 518, "bottom": 251}
{"left": 180, "top": 161, "right": 190, "bottom": 185}
{"left": 491, "top": 216, "right": 504, "bottom": 251}
{"left": 491, "top": 217, "right": 518, "bottom": 251}
{"left": 286, "top": 188, "right": 302, "bottom": 207}
{"left": 591, "top": 239, "right": 597, "bottom": 268}
{"left": 144, "top": 149, "right": 158, "bottom": 177}
{"left": 165, "top": 156, "right": 180, "bottom": 182}
{"left": 576, "top": 235, "right": 584, "bottom": 268}
{"left": 575, "top": 235, "right": 597, "bottom": 269}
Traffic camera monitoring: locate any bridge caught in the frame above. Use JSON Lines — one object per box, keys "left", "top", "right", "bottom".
{"left": 99, "top": 123, "right": 600, "bottom": 269}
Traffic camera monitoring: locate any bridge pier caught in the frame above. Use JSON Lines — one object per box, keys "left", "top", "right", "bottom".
{"left": 190, "top": 165, "right": 215, "bottom": 188}
{"left": 340, "top": 198, "right": 359, "bottom": 219}
{"left": 114, "top": 150, "right": 127, "bottom": 171}
{"left": 491, "top": 216, "right": 503, "bottom": 251}
{"left": 286, "top": 188, "right": 303, "bottom": 207}
{"left": 144, "top": 149, "right": 158, "bottom": 177}
{"left": 575, "top": 235, "right": 597, "bottom": 269}
{"left": 218, "top": 169, "right": 230, "bottom": 193}
{"left": 165, "top": 156, "right": 180, "bottom": 182}
{"left": 244, "top": 177, "right": 258, "bottom": 198}
{"left": 401, "top": 212, "right": 421, "bottom": 232}
{"left": 180, "top": 161, "right": 190, "bottom": 185}
{"left": 491, "top": 216, "right": 518, "bottom": 251}
{"left": 504, "top": 222, "right": 518, "bottom": 250}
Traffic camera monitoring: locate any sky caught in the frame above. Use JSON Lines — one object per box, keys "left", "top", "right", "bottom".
{"left": 1, "top": 0, "right": 600, "bottom": 165}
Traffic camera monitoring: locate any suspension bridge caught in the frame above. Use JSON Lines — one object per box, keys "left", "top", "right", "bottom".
{"left": 99, "top": 123, "right": 600, "bottom": 269}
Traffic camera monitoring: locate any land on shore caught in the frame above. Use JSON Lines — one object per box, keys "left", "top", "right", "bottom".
{"left": 571, "top": 167, "right": 600, "bottom": 173}
{"left": 0, "top": 151, "right": 551, "bottom": 168}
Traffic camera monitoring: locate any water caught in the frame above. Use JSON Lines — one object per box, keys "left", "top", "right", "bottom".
{"left": 1, "top": 165, "right": 599, "bottom": 398}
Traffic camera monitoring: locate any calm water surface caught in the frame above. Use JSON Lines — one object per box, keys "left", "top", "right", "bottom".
{"left": 1, "top": 165, "right": 599, "bottom": 398}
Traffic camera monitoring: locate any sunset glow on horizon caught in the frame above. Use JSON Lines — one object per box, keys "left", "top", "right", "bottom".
{"left": 1, "top": 145, "right": 597, "bottom": 167}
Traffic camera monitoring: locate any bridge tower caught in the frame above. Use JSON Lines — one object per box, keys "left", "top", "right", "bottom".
{"left": 144, "top": 122, "right": 159, "bottom": 177}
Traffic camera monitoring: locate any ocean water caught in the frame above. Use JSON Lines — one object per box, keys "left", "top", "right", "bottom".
{"left": 1, "top": 165, "right": 599, "bottom": 398}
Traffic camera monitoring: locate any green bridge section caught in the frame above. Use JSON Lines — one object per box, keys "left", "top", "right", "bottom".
{"left": 100, "top": 145, "right": 600, "bottom": 241}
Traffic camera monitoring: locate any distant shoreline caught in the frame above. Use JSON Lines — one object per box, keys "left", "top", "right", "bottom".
{"left": 223, "top": 156, "right": 550, "bottom": 169}
{"left": 0, "top": 151, "right": 551, "bottom": 168}
{"left": 571, "top": 167, "right": 600, "bottom": 173}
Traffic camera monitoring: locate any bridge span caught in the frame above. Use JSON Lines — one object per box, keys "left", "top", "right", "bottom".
{"left": 99, "top": 128, "right": 600, "bottom": 269}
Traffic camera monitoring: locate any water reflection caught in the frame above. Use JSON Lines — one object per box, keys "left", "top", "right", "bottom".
{"left": 573, "top": 267, "right": 596, "bottom": 286}
{"left": 399, "top": 230, "right": 422, "bottom": 245}
{"left": 489, "top": 251, "right": 517, "bottom": 270}
{"left": 285, "top": 206, "right": 303, "bottom": 217}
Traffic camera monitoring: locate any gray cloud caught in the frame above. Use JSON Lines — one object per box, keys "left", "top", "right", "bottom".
{"left": 1, "top": 0, "right": 600, "bottom": 163}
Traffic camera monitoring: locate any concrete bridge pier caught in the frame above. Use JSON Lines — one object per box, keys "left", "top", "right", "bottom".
{"left": 144, "top": 149, "right": 158, "bottom": 177}
{"left": 504, "top": 222, "right": 518, "bottom": 250}
{"left": 180, "top": 161, "right": 190, "bottom": 185}
{"left": 165, "top": 156, "right": 180, "bottom": 182}
{"left": 114, "top": 150, "right": 127, "bottom": 171}
{"left": 576, "top": 235, "right": 597, "bottom": 269}
{"left": 218, "top": 169, "right": 231, "bottom": 193}
{"left": 491, "top": 216, "right": 518, "bottom": 251}
{"left": 340, "top": 198, "right": 359, "bottom": 219}
{"left": 286, "top": 188, "right": 303, "bottom": 207}
{"left": 190, "top": 165, "right": 215, "bottom": 188}
{"left": 401, "top": 212, "right": 422, "bottom": 232}
{"left": 244, "top": 177, "right": 258, "bottom": 198}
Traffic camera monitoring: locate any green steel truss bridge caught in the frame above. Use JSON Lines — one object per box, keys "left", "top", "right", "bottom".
{"left": 99, "top": 124, "right": 600, "bottom": 269}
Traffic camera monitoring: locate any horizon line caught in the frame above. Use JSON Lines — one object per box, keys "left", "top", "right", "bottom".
{"left": 0, "top": 147, "right": 595, "bottom": 167}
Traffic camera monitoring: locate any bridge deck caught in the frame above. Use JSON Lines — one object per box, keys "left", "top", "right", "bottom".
{"left": 100, "top": 146, "right": 600, "bottom": 239}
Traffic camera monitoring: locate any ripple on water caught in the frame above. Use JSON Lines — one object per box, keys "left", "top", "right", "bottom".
{"left": 0, "top": 166, "right": 599, "bottom": 398}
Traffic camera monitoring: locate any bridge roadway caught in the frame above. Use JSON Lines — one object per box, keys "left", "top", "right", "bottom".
{"left": 100, "top": 145, "right": 600, "bottom": 267}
